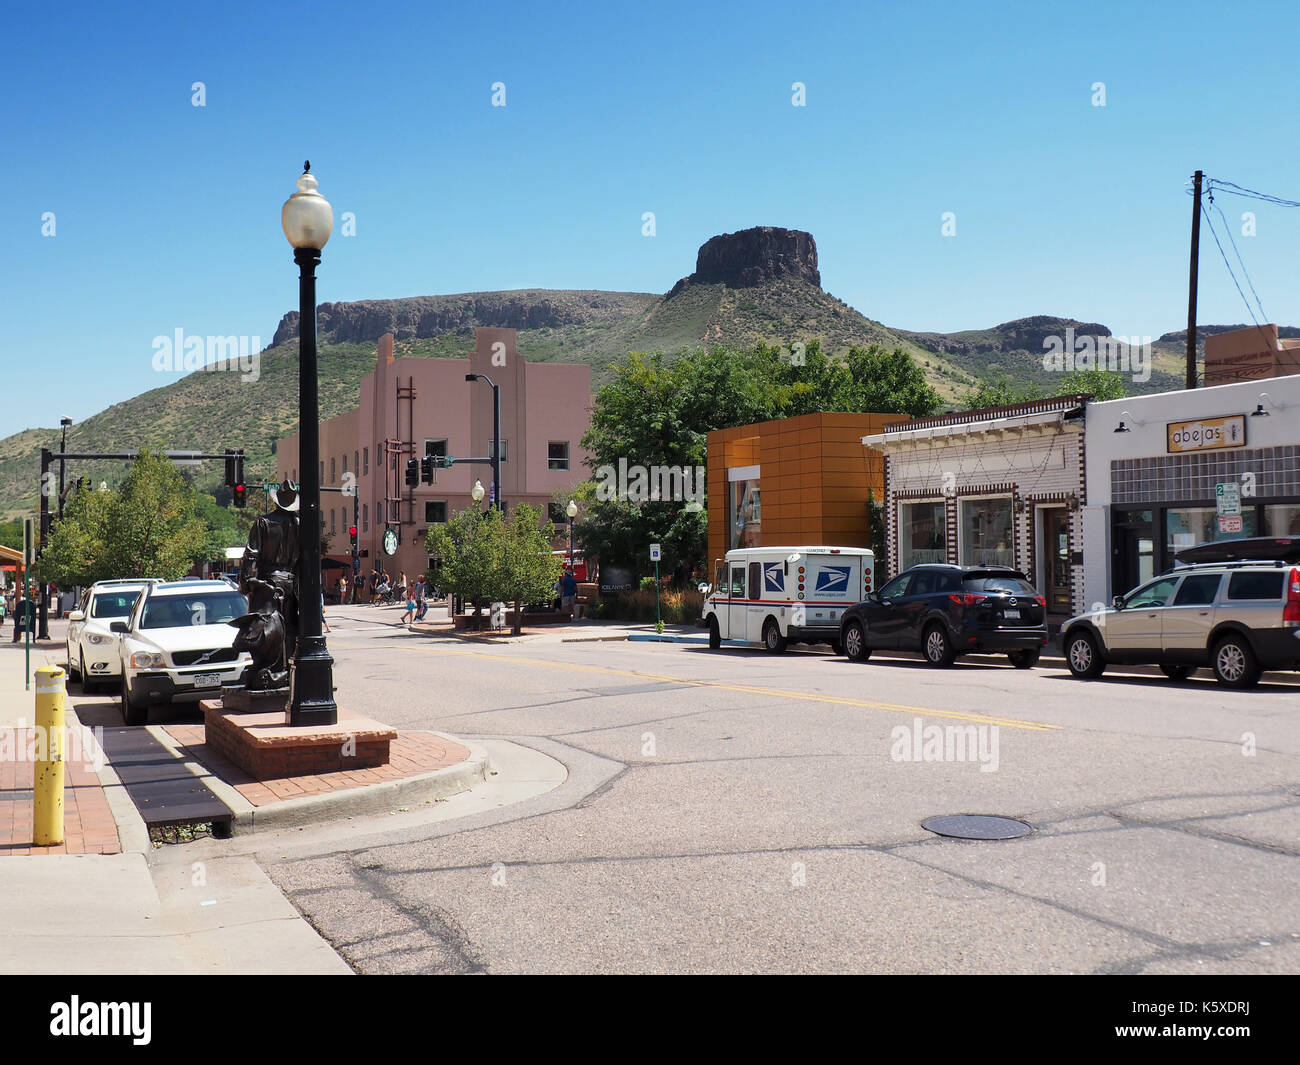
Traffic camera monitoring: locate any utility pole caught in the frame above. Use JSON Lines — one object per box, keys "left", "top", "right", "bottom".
{"left": 1186, "top": 169, "right": 1203, "bottom": 390}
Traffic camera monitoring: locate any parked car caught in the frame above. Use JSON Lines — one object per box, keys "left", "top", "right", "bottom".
{"left": 66, "top": 580, "right": 154, "bottom": 693}
{"left": 1060, "top": 537, "right": 1300, "bottom": 689}
{"left": 112, "top": 580, "right": 251, "bottom": 724}
{"left": 839, "top": 564, "right": 1048, "bottom": 668}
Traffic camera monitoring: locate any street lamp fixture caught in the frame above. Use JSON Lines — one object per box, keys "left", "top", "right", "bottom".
{"left": 471, "top": 480, "right": 485, "bottom": 504}
{"left": 281, "top": 161, "right": 337, "bottom": 727}
{"left": 565, "top": 498, "right": 578, "bottom": 573}
{"left": 465, "top": 372, "right": 502, "bottom": 511}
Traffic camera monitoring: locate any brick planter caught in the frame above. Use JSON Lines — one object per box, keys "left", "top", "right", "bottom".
{"left": 200, "top": 701, "right": 396, "bottom": 780}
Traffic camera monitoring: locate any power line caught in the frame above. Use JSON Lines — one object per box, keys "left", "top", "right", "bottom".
{"left": 1205, "top": 178, "right": 1300, "bottom": 209}
{"left": 1198, "top": 202, "right": 1277, "bottom": 357}
{"left": 1210, "top": 196, "right": 1268, "bottom": 322}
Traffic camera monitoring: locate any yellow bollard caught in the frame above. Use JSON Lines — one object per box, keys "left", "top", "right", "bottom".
{"left": 34, "top": 665, "right": 66, "bottom": 846}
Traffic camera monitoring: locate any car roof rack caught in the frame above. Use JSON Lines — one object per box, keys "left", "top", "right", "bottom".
{"left": 1164, "top": 559, "right": 1290, "bottom": 574}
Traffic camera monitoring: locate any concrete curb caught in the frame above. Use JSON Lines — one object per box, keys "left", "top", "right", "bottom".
{"left": 146, "top": 725, "right": 493, "bottom": 833}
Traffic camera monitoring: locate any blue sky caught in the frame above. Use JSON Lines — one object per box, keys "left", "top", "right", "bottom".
{"left": 3, "top": 0, "right": 1298, "bottom": 440}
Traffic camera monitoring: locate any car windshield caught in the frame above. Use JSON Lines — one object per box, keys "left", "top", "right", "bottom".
{"left": 963, "top": 575, "right": 1036, "bottom": 595}
{"left": 90, "top": 592, "right": 140, "bottom": 619}
{"left": 140, "top": 592, "right": 246, "bottom": 629}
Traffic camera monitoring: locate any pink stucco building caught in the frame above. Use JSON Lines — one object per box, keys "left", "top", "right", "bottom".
{"left": 276, "top": 327, "right": 593, "bottom": 585}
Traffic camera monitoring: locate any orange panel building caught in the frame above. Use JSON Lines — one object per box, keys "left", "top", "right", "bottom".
{"left": 706, "top": 412, "right": 910, "bottom": 568}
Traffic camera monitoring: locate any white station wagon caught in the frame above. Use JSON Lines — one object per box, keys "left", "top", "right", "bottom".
{"left": 67, "top": 580, "right": 154, "bottom": 693}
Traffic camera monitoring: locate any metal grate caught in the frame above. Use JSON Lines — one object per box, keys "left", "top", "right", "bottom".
{"left": 922, "top": 814, "right": 1033, "bottom": 840}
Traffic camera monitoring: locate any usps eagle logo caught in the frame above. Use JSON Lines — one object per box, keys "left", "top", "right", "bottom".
{"left": 763, "top": 563, "right": 784, "bottom": 593}
{"left": 814, "top": 566, "right": 851, "bottom": 594}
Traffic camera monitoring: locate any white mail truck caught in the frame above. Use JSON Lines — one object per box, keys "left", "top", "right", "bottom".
{"left": 700, "top": 546, "right": 875, "bottom": 652}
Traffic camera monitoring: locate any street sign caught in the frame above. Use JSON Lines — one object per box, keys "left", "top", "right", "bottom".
{"left": 1217, "top": 514, "right": 1243, "bottom": 534}
{"left": 1215, "top": 481, "right": 1240, "bottom": 517}
{"left": 649, "top": 543, "right": 661, "bottom": 562}
{"left": 489, "top": 482, "right": 496, "bottom": 505}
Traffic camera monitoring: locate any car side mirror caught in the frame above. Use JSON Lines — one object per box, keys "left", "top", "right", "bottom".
{"left": 1111, "top": 595, "right": 1124, "bottom": 611}
{"left": 68, "top": 610, "right": 85, "bottom": 623}
{"left": 110, "top": 621, "right": 129, "bottom": 634}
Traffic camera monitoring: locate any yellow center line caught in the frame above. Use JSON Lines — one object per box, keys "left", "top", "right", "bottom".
{"left": 416, "top": 647, "right": 1061, "bottom": 732}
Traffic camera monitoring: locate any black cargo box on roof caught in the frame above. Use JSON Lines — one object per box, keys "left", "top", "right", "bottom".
{"left": 1174, "top": 537, "right": 1300, "bottom": 565}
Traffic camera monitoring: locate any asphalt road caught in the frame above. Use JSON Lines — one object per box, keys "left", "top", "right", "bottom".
{"left": 125, "top": 605, "right": 1300, "bottom": 973}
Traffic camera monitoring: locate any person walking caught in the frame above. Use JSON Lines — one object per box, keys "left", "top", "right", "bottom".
{"left": 399, "top": 587, "right": 416, "bottom": 626}
{"left": 321, "top": 591, "right": 331, "bottom": 633}
{"left": 558, "top": 568, "right": 578, "bottom": 618}
{"left": 338, "top": 574, "right": 348, "bottom": 606}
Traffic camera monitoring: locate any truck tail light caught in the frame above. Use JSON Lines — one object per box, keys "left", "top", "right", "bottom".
{"left": 1284, "top": 568, "right": 1300, "bottom": 624}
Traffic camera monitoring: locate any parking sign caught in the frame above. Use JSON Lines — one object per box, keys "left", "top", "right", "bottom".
{"left": 649, "top": 543, "right": 661, "bottom": 562}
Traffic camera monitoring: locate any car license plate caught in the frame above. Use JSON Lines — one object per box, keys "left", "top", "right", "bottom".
{"left": 194, "top": 673, "right": 222, "bottom": 689}
{"left": 1003, "top": 609, "right": 1021, "bottom": 619}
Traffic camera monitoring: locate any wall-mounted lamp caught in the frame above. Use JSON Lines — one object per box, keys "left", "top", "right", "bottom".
{"left": 1113, "top": 410, "right": 1145, "bottom": 433}
{"left": 1250, "top": 392, "right": 1290, "bottom": 417}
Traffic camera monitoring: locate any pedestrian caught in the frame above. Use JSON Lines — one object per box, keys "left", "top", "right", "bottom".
{"left": 338, "top": 574, "right": 348, "bottom": 606}
{"left": 399, "top": 589, "right": 415, "bottom": 625}
{"left": 321, "top": 591, "right": 330, "bottom": 633}
{"left": 559, "top": 568, "right": 578, "bottom": 617}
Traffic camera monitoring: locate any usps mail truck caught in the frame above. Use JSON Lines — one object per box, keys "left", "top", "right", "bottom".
{"left": 701, "top": 546, "right": 875, "bottom": 652}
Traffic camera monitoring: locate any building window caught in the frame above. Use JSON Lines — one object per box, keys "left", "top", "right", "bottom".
{"left": 1266, "top": 505, "right": 1300, "bottom": 536}
{"left": 548, "top": 501, "right": 568, "bottom": 525}
{"left": 425, "top": 501, "right": 447, "bottom": 524}
{"left": 899, "top": 501, "right": 946, "bottom": 569}
{"left": 354, "top": 451, "right": 360, "bottom": 477}
{"left": 342, "top": 454, "right": 348, "bottom": 474}
{"left": 330, "top": 457, "right": 336, "bottom": 483}
{"left": 424, "top": 439, "right": 448, "bottom": 458}
{"left": 731, "top": 479, "right": 761, "bottom": 549}
{"left": 320, "top": 461, "right": 325, "bottom": 483}
{"left": 1166, "top": 507, "right": 1257, "bottom": 557}
{"left": 959, "top": 497, "right": 1013, "bottom": 567}
{"left": 330, "top": 509, "right": 337, "bottom": 536}
{"left": 548, "top": 442, "right": 569, "bottom": 471}
{"left": 362, "top": 504, "right": 368, "bottom": 532}
{"left": 363, "top": 448, "right": 369, "bottom": 475}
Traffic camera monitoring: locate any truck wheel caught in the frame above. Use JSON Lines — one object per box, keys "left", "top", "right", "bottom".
{"left": 1064, "top": 629, "right": 1105, "bottom": 679}
{"left": 762, "top": 618, "right": 787, "bottom": 654}
{"left": 708, "top": 617, "right": 721, "bottom": 650}
{"left": 922, "top": 624, "right": 955, "bottom": 667}
{"left": 1211, "top": 635, "right": 1260, "bottom": 689}
{"left": 843, "top": 621, "right": 871, "bottom": 662}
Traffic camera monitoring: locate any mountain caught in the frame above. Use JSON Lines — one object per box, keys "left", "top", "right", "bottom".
{"left": 0, "top": 226, "right": 1284, "bottom": 518}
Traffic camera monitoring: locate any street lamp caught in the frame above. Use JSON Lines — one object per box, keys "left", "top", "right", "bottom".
{"left": 471, "top": 480, "right": 485, "bottom": 506}
{"left": 465, "top": 373, "right": 501, "bottom": 511}
{"left": 281, "top": 161, "right": 337, "bottom": 727}
{"left": 58, "top": 417, "right": 72, "bottom": 521}
{"left": 565, "top": 499, "right": 578, "bottom": 572}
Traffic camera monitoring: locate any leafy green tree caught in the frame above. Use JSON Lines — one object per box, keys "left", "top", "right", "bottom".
{"left": 842, "top": 345, "right": 943, "bottom": 419}
{"left": 0, "top": 520, "right": 23, "bottom": 551}
{"left": 425, "top": 506, "right": 501, "bottom": 625}
{"left": 960, "top": 374, "right": 1043, "bottom": 410}
{"left": 38, "top": 450, "right": 207, "bottom": 586}
{"left": 497, "top": 504, "right": 563, "bottom": 635}
{"left": 1054, "top": 367, "right": 1128, "bottom": 401}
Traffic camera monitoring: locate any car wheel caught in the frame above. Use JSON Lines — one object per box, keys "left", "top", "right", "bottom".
{"left": 68, "top": 648, "right": 82, "bottom": 683}
{"left": 1064, "top": 629, "right": 1106, "bottom": 679}
{"left": 1159, "top": 663, "right": 1193, "bottom": 681}
{"left": 922, "top": 624, "right": 955, "bottom": 667}
{"left": 828, "top": 639, "right": 842, "bottom": 656}
{"left": 1211, "top": 635, "right": 1260, "bottom": 689}
{"left": 120, "top": 675, "right": 148, "bottom": 726}
{"left": 1008, "top": 648, "right": 1040, "bottom": 669}
{"left": 843, "top": 621, "right": 871, "bottom": 662}
{"left": 708, "top": 617, "right": 721, "bottom": 650}
{"left": 762, "top": 618, "right": 787, "bottom": 654}
{"left": 80, "top": 652, "right": 97, "bottom": 693}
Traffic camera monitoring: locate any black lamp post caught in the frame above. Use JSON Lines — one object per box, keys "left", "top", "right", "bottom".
{"left": 465, "top": 373, "right": 501, "bottom": 511}
{"left": 281, "top": 161, "right": 337, "bottom": 727}
{"left": 58, "top": 417, "right": 71, "bottom": 521}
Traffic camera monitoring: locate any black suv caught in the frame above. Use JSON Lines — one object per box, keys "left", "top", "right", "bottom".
{"left": 839, "top": 564, "right": 1049, "bottom": 668}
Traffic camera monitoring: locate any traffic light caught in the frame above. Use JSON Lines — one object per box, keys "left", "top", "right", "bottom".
{"left": 233, "top": 483, "right": 247, "bottom": 508}
{"left": 224, "top": 450, "right": 236, "bottom": 487}
{"left": 234, "top": 451, "right": 244, "bottom": 487}
{"left": 349, "top": 525, "right": 358, "bottom": 550}
{"left": 405, "top": 457, "right": 418, "bottom": 487}
{"left": 420, "top": 456, "right": 434, "bottom": 484}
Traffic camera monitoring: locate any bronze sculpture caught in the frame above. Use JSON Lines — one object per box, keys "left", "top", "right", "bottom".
{"left": 229, "top": 578, "right": 289, "bottom": 690}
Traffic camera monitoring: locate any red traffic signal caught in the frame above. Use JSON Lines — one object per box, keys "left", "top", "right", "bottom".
{"left": 233, "top": 483, "right": 247, "bottom": 508}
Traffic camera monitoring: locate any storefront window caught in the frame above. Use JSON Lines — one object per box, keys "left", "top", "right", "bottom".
{"left": 899, "top": 501, "right": 946, "bottom": 569}
{"left": 1165, "top": 507, "right": 1256, "bottom": 558}
{"left": 1265, "top": 505, "right": 1300, "bottom": 536}
{"left": 959, "top": 497, "right": 1013, "bottom": 567}
{"left": 731, "top": 479, "right": 761, "bottom": 548}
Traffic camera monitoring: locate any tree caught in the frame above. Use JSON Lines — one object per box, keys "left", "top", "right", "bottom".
{"left": 960, "top": 374, "right": 1042, "bottom": 410}
{"left": 1054, "top": 367, "right": 1128, "bottom": 402}
{"left": 496, "top": 504, "right": 563, "bottom": 635}
{"left": 38, "top": 450, "right": 207, "bottom": 586}
{"left": 425, "top": 506, "right": 500, "bottom": 626}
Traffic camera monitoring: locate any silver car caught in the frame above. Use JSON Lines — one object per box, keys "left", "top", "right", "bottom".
{"left": 1061, "top": 538, "right": 1300, "bottom": 689}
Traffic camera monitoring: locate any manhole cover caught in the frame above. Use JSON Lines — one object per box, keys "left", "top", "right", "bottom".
{"left": 922, "top": 814, "right": 1033, "bottom": 840}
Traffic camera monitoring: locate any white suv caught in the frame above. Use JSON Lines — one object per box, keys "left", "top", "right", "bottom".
{"left": 111, "top": 580, "right": 250, "bottom": 725}
{"left": 67, "top": 580, "right": 153, "bottom": 693}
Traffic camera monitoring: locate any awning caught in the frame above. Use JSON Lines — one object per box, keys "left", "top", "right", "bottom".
{"left": 862, "top": 408, "right": 1072, "bottom": 449}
